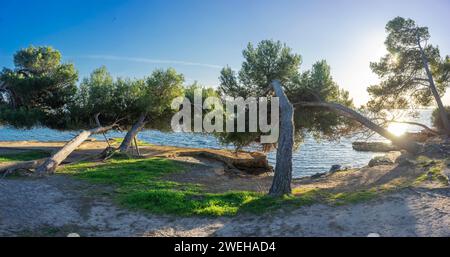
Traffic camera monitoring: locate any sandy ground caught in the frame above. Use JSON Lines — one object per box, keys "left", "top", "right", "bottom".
{"left": 1, "top": 141, "right": 449, "bottom": 237}
{"left": 1, "top": 175, "right": 449, "bottom": 237}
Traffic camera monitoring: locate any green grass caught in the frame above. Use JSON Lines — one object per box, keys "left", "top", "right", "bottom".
{"left": 60, "top": 155, "right": 423, "bottom": 216}
{"left": 0, "top": 150, "right": 51, "bottom": 163}
{"left": 327, "top": 189, "right": 378, "bottom": 205}
{"left": 414, "top": 163, "right": 449, "bottom": 186}
{"left": 60, "top": 157, "right": 255, "bottom": 216}
{"left": 60, "top": 157, "right": 330, "bottom": 216}
{"left": 415, "top": 155, "right": 436, "bottom": 167}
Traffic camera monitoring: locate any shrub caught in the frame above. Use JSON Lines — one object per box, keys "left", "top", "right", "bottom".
{"left": 431, "top": 106, "right": 450, "bottom": 132}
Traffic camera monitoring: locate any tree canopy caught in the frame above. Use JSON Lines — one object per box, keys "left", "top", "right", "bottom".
{"left": 140, "top": 68, "right": 185, "bottom": 131}
{"left": 0, "top": 46, "right": 78, "bottom": 128}
{"left": 65, "top": 66, "right": 145, "bottom": 130}
{"left": 368, "top": 17, "right": 450, "bottom": 112}
{"left": 217, "top": 40, "right": 356, "bottom": 150}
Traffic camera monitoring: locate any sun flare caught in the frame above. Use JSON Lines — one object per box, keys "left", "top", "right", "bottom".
{"left": 387, "top": 122, "right": 408, "bottom": 136}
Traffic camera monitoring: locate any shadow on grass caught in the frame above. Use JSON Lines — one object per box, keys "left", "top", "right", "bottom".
{"left": 0, "top": 150, "right": 51, "bottom": 163}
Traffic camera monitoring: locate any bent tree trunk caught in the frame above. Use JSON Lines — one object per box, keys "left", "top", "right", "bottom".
{"left": 35, "top": 125, "right": 116, "bottom": 175}
{"left": 269, "top": 80, "right": 295, "bottom": 196}
{"left": 295, "top": 101, "right": 421, "bottom": 153}
{"left": 417, "top": 37, "right": 450, "bottom": 135}
{"left": 119, "top": 114, "right": 147, "bottom": 153}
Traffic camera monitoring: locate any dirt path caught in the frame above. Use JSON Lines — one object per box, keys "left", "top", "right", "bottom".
{"left": 1, "top": 141, "right": 449, "bottom": 237}
{"left": 1, "top": 174, "right": 449, "bottom": 237}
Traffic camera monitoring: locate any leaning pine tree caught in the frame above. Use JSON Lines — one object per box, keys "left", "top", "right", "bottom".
{"left": 0, "top": 46, "right": 93, "bottom": 175}
{"left": 217, "top": 40, "right": 420, "bottom": 196}
{"left": 0, "top": 61, "right": 140, "bottom": 175}
{"left": 368, "top": 17, "right": 450, "bottom": 135}
{"left": 35, "top": 66, "right": 132, "bottom": 174}
{"left": 118, "top": 68, "right": 184, "bottom": 153}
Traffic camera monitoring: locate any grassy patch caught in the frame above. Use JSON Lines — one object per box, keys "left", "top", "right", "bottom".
{"left": 60, "top": 157, "right": 326, "bottom": 216}
{"left": 415, "top": 155, "right": 436, "bottom": 167}
{"left": 61, "top": 155, "right": 426, "bottom": 216}
{"left": 414, "top": 163, "right": 449, "bottom": 186}
{"left": 0, "top": 150, "right": 50, "bottom": 163}
{"left": 327, "top": 189, "right": 378, "bottom": 205}
{"left": 59, "top": 157, "right": 259, "bottom": 216}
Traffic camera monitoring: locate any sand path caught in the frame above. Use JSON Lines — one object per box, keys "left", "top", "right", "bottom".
{"left": 1, "top": 174, "right": 449, "bottom": 237}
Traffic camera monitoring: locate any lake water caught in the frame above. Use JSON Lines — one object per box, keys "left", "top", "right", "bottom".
{"left": 0, "top": 109, "right": 433, "bottom": 178}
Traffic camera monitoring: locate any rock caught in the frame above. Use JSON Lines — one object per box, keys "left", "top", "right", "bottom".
{"left": 329, "top": 165, "right": 342, "bottom": 173}
{"left": 421, "top": 142, "right": 450, "bottom": 158}
{"left": 367, "top": 233, "right": 381, "bottom": 237}
{"left": 311, "top": 172, "right": 326, "bottom": 179}
{"left": 368, "top": 156, "right": 394, "bottom": 167}
{"left": 352, "top": 141, "right": 400, "bottom": 152}
{"left": 67, "top": 233, "right": 80, "bottom": 237}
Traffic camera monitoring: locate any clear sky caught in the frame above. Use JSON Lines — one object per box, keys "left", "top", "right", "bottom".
{"left": 1, "top": 0, "right": 449, "bottom": 106}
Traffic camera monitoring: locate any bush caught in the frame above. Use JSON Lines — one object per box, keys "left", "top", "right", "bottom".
{"left": 431, "top": 106, "right": 450, "bottom": 132}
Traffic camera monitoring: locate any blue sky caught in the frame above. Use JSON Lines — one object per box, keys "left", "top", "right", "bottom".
{"left": 1, "top": 0, "right": 449, "bottom": 106}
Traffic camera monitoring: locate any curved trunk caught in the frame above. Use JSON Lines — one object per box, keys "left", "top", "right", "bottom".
{"left": 35, "top": 125, "right": 116, "bottom": 175}
{"left": 295, "top": 101, "right": 421, "bottom": 153}
{"left": 269, "top": 80, "right": 294, "bottom": 196}
{"left": 119, "top": 114, "right": 147, "bottom": 153}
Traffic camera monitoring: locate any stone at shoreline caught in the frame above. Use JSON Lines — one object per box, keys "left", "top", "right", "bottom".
{"left": 352, "top": 141, "right": 400, "bottom": 152}
{"left": 311, "top": 172, "right": 327, "bottom": 179}
{"left": 329, "top": 165, "right": 342, "bottom": 173}
{"left": 310, "top": 164, "right": 350, "bottom": 179}
{"left": 368, "top": 156, "right": 394, "bottom": 167}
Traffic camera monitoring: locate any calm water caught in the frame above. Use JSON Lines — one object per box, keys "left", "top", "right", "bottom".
{"left": 0, "top": 109, "right": 433, "bottom": 178}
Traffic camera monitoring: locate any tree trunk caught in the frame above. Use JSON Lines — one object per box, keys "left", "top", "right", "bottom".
{"left": 269, "top": 80, "right": 294, "bottom": 196}
{"left": 35, "top": 125, "right": 116, "bottom": 175}
{"left": 295, "top": 101, "right": 421, "bottom": 153}
{"left": 119, "top": 114, "right": 147, "bottom": 153}
{"left": 417, "top": 37, "right": 450, "bottom": 135}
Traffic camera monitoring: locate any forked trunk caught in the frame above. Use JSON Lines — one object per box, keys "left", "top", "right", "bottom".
{"left": 35, "top": 125, "right": 116, "bottom": 175}
{"left": 269, "top": 80, "right": 295, "bottom": 196}
{"left": 119, "top": 114, "right": 147, "bottom": 153}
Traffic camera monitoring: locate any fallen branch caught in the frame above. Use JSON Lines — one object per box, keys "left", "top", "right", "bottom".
{"left": 34, "top": 114, "right": 120, "bottom": 175}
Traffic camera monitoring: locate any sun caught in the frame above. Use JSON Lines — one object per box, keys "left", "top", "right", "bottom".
{"left": 387, "top": 122, "right": 408, "bottom": 136}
